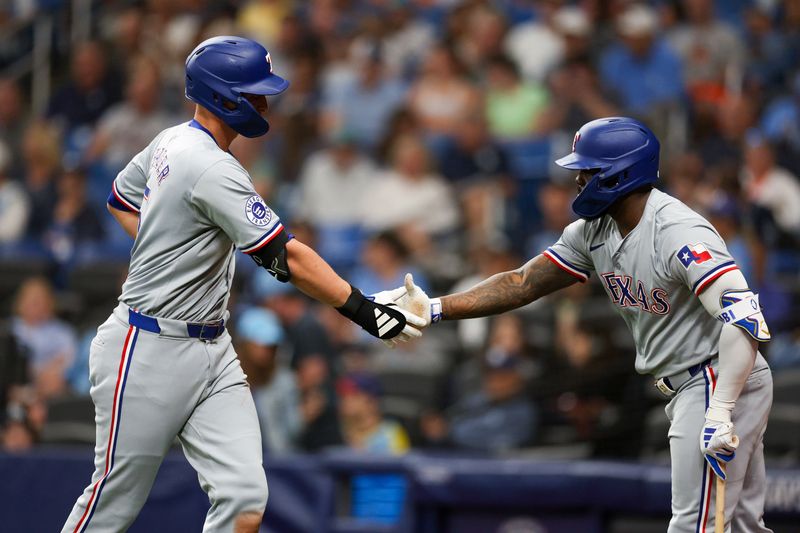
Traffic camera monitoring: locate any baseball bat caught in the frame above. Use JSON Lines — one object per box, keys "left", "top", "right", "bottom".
{"left": 715, "top": 466, "right": 726, "bottom": 533}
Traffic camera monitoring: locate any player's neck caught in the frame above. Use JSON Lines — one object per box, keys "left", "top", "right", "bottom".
{"left": 608, "top": 188, "right": 652, "bottom": 238}
{"left": 193, "top": 107, "right": 238, "bottom": 151}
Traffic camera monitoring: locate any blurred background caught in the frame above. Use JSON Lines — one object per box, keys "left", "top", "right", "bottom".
{"left": 0, "top": 0, "right": 799, "bottom": 532}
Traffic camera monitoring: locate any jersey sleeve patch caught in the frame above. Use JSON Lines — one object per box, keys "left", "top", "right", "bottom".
{"left": 245, "top": 195, "right": 273, "bottom": 227}
{"left": 677, "top": 243, "right": 713, "bottom": 269}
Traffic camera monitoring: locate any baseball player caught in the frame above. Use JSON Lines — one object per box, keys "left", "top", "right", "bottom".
{"left": 62, "top": 36, "right": 425, "bottom": 533}
{"left": 393, "top": 117, "right": 773, "bottom": 532}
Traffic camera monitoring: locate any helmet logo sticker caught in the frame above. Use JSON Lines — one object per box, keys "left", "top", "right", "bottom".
{"left": 572, "top": 132, "right": 581, "bottom": 152}
{"left": 245, "top": 195, "right": 272, "bottom": 226}
{"left": 265, "top": 52, "right": 273, "bottom": 73}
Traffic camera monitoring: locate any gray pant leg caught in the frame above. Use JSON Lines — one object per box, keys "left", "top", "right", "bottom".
{"left": 666, "top": 357, "right": 773, "bottom": 533}
{"left": 179, "top": 335, "right": 268, "bottom": 533}
{"left": 730, "top": 366, "right": 772, "bottom": 533}
{"left": 62, "top": 317, "right": 206, "bottom": 533}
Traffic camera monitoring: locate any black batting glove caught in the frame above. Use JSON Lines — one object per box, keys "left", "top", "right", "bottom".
{"left": 336, "top": 286, "right": 409, "bottom": 340}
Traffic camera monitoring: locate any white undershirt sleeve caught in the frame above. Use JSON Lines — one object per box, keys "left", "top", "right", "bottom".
{"left": 698, "top": 269, "right": 761, "bottom": 423}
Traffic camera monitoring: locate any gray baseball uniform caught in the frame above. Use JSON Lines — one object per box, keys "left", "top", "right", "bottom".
{"left": 544, "top": 189, "right": 772, "bottom": 533}
{"left": 63, "top": 120, "right": 286, "bottom": 532}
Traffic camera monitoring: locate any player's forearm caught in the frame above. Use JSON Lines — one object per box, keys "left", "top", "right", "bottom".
{"left": 708, "top": 325, "right": 757, "bottom": 419}
{"left": 441, "top": 254, "right": 576, "bottom": 320}
{"left": 285, "top": 239, "right": 350, "bottom": 307}
{"left": 107, "top": 204, "right": 139, "bottom": 239}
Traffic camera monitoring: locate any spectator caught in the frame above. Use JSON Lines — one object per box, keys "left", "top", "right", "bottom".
{"left": 760, "top": 72, "right": 800, "bottom": 175}
{"left": 599, "top": 4, "right": 685, "bottom": 118}
{"left": 44, "top": 169, "right": 105, "bottom": 266}
{"left": 438, "top": 112, "right": 513, "bottom": 247}
{"left": 370, "top": 2, "right": 436, "bottom": 78}
{"left": 453, "top": 5, "right": 508, "bottom": 77}
{"left": 537, "top": 59, "right": 620, "bottom": 136}
{"left": 85, "top": 56, "right": 174, "bottom": 173}
{"left": 0, "top": 78, "right": 29, "bottom": 177}
{"left": 321, "top": 43, "right": 407, "bottom": 151}
{"left": 741, "top": 132, "right": 800, "bottom": 244}
{"left": 667, "top": 0, "right": 746, "bottom": 107}
{"left": 361, "top": 134, "right": 459, "bottom": 241}
{"left": 350, "top": 230, "right": 429, "bottom": 296}
{"left": 407, "top": 44, "right": 480, "bottom": 144}
{"left": 46, "top": 41, "right": 122, "bottom": 134}
{"left": 427, "top": 316, "right": 538, "bottom": 453}
{"left": 503, "top": 0, "right": 567, "bottom": 82}
{"left": 337, "top": 372, "right": 409, "bottom": 455}
{"left": 706, "top": 193, "right": 756, "bottom": 284}
{"left": 484, "top": 54, "right": 549, "bottom": 140}
{"left": 0, "top": 140, "right": 30, "bottom": 245}
{"left": 21, "top": 121, "right": 61, "bottom": 241}
{"left": 237, "top": 307, "right": 302, "bottom": 455}
{"left": 294, "top": 131, "right": 376, "bottom": 272}
{"left": 257, "top": 279, "right": 342, "bottom": 451}
{"left": 11, "top": 277, "right": 77, "bottom": 400}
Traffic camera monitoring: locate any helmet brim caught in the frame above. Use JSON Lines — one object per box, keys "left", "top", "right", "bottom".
{"left": 555, "top": 152, "right": 611, "bottom": 171}
{"left": 236, "top": 73, "right": 290, "bottom": 96}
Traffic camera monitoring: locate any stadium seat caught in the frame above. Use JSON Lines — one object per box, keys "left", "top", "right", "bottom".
{"left": 763, "top": 403, "right": 800, "bottom": 465}
{"left": 640, "top": 405, "right": 671, "bottom": 463}
{"left": 67, "top": 260, "right": 127, "bottom": 314}
{"left": 39, "top": 394, "right": 96, "bottom": 446}
{"left": 771, "top": 368, "right": 800, "bottom": 405}
{"left": 0, "top": 256, "right": 52, "bottom": 314}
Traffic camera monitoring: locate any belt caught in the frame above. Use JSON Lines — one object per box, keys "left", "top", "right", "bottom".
{"left": 114, "top": 303, "right": 226, "bottom": 340}
{"left": 655, "top": 357, "right": 716, "bottom": 398}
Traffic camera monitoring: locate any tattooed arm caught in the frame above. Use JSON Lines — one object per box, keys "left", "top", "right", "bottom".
{"left": 441, "top": 254, "right": 580, "bottom": 320}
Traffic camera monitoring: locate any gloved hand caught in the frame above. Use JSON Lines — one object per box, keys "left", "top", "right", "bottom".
{"left": 371, "top": 283, "right": 424, "bottom": 347}
{"left": 700, "top": 407, "right": 739, "bottom": 480}
{"left": 397, "top": 273, "right": 437, "bottom": 327}
{"left": 337, "top": 285, "right": 426, "bottom": 344}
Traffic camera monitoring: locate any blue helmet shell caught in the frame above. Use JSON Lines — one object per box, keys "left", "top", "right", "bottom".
{"left": 555, "top": 117, "right": 660, "bottom": 219}
{"left": 185, "top": 36, "right": 289, "bottom": 138}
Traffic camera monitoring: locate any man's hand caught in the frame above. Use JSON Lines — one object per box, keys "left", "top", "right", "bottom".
{"left": 701, "top": 408, "right": 740, "bottom": 480}
{"left": 337, "top": 285, "right": 426, "bottom": 343}
{"left": 395, "top": 273, "right": 442, "bottom": 327}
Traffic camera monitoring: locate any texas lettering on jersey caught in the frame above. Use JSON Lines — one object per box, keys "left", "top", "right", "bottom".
{"left": 600, "top": 272, "right": 670, "bottom": 314}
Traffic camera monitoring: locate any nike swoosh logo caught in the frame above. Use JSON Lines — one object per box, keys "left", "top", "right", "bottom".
{"left": 589, "top": 242, "right": 605, "bottom": 251}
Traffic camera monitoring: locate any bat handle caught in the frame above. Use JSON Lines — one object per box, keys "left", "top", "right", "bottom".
{"left": 715, "top": 466, "right": 726, "bottom": 533}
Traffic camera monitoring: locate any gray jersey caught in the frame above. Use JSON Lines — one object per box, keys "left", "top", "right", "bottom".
{"left": 545, "top": 189, "right": 739, "bottom": 378}
{"left": 110, "top": 121, "right": 285, "bottom": 322}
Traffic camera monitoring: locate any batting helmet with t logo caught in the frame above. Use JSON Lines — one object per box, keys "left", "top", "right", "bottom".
{"left": 555, "top": 117, "right": 660, "bottom": 219}
{"left": 185, "top": 36, "right": 289, "bottom": 138}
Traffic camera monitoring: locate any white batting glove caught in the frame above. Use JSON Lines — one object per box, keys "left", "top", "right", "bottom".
{"left": 370, "top": 284, "right": 426, "bottom": 348}
{"left": 399, "top": 273, "right": 435, "bottom": 325}
{"left": 700, "top": 407, "right": 739, "bottom": 480}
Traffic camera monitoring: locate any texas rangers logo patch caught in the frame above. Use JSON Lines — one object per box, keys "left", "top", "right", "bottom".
{"left": 572, "top": 131, "right": 581, "bottom": 152}
{"left": 245, "top": 195, "right": 272, "bottom": 227}
{"left": 677, "top": 243, "right": 713, "bottom": 268}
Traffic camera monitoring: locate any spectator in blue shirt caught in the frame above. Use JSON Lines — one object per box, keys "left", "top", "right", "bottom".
{"left": 599, "top": 4, "right": 685, "bottom": 116}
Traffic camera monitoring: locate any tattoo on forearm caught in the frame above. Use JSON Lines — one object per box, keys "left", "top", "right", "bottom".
{"left": 441, "top": 255, "right": 577, "bottom": 320}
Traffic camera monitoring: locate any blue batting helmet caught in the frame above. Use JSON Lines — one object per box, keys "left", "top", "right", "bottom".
{"left": 555, "top": 117, "right": 660, "bottom": 219}
{"left": 185, "top": 36, "right": 289, "bottom": 138}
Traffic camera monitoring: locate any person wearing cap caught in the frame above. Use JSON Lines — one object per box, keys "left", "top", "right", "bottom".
{"left": 599, "top": 4, "right": 685, "bottom": 116}
{"left": 237, "top": 307, "right": 301, "bottom": 455}
{"left": 337, "top": 372, "right": 409, "bottom": 455}
{"left": 441, "top": 315, "right": 538, "bottom": 453}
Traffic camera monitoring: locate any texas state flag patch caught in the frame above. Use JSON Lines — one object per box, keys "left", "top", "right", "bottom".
{"left": 677, "top": 243, "right": 713, "bottom": 268}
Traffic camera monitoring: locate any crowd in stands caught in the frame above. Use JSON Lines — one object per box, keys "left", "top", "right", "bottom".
{"left": 0, "top": 0, "right": 798, "bottom": 464}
